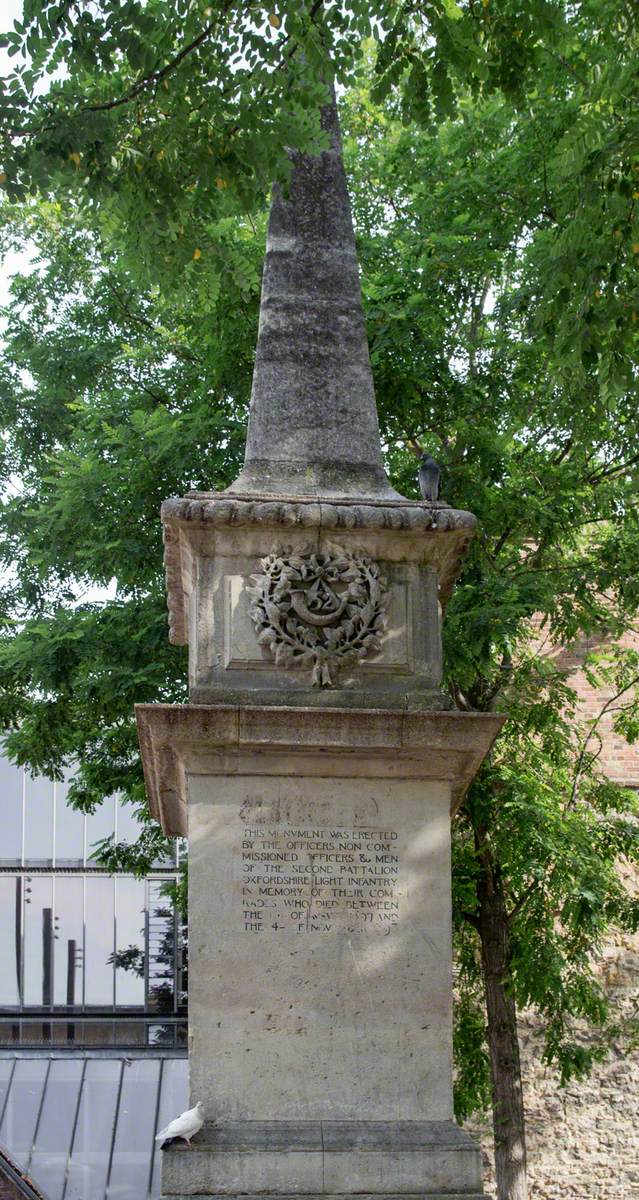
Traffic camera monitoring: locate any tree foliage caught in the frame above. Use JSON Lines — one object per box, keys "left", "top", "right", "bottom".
{"left": 1, "top": 5, "right": 639, "bottom": 1190}
{"left": 339, "top": 67, "right": 639, "bottom": 1118}
{"left": 2, "top": 0, "right": 638, "bottom": 380}
{"left": 0, "top": 196, "right": 260, "bottom": 830}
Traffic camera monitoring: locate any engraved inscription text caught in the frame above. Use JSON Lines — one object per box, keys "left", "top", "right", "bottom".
{"left": 239, "top": 825, "right": 403, "bottom": 934}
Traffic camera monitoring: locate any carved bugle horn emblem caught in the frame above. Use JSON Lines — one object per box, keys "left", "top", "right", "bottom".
{"left": 247, "top": 546, "right": 389, "bottom": 687}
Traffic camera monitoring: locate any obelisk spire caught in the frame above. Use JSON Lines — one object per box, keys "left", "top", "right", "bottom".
{"left": 228, "top": 90, "right": 402, "bottom": 499}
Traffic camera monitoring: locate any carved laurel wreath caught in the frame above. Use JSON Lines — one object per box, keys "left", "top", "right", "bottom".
{"left": 247, "top": 545, "right": 389, "bottom": 687}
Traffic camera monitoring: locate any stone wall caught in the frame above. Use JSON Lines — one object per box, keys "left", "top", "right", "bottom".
{"left": 470, "top": 931, "right": 639, "bottom": 1198}
{"left": 468, "top": 631, "right": 639, "bottom": 1198}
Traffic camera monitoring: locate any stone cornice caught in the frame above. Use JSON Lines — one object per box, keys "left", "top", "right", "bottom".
{"left": 136, "top": 702, "right": 505, "bottom": 835}
{"left": 162, "top": 492, "right": 477, "bottom": 646}
{"left": 163, "top": 492, "right": 477, "bottom": 533}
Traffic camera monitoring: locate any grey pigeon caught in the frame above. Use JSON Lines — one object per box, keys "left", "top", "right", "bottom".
{"left": 155, "top": 1100, "right": 205, "bottom": 1148}
{"left": 418, "top": 453, "right": 441, "bottom": 502}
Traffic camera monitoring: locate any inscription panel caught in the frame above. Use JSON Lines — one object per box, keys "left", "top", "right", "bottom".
{"left": 189, "top": 774, "right": 454, "bottom": 1121}
{"left": 238, "top": 824, "right": 403, "bottom": 935}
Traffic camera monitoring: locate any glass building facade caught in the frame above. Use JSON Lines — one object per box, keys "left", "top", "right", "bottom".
{"left": 0, "top": 758, "right": 188, "bottom": 1198}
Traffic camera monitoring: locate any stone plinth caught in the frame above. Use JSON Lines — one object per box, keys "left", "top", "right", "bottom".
{"left": 137, "top": 703, "right": 503, "bottom": 1198}
{"left": 162, "top": 1121, "right": 485, "bottom": 1199}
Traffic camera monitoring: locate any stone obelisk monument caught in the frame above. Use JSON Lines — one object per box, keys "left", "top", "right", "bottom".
{"left": 137, "top": 93, "right": 503, "bottom": 1200}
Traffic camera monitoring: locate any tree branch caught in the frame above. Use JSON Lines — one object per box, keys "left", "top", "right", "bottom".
{"left": 7, "top": 0, "right": 326, "bottom": 138}
{"left": 587, "top": 449, "right": 639, "bottom": 486}
{"left": 458, "top": 908, "right": 481, "bottom": 931}
{"left": 84, "top": 21, "right": 218, "bottom": 115}
{"left": 102, "top": 277, "right": 200, "bottom": 364}
{"left": 569, "top": 671, "right": 639, "bottom": 809}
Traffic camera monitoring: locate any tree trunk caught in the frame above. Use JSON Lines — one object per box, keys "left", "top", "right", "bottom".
{"left": 477, "top": 838, "right": 528, "bottom": 1200}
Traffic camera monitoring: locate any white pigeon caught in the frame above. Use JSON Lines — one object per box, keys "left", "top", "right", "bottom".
{"left": 155, "top": 1100, "right": 205, "bottom": 1148}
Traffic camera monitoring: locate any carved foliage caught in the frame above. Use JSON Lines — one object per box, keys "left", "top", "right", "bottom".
{"left": 247, "top": 545, "right": 389, "bottom": 686}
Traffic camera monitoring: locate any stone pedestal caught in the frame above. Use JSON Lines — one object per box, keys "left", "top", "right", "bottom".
{"left": 137, "top": 703, "right": 502, "bottom": 1198}
{"left": 137, "top": 86, "right": 503, "bottom": 1200}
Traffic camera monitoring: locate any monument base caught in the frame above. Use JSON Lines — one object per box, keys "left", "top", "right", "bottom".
{"left": 161, "top": 1121, "right": 484, "bottom": 1198}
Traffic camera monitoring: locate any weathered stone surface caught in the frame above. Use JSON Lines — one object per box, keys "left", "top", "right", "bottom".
{"left": 162, "top": 1194, "right": 485, "bottom": 1200}
{"left": 165, "top": 1121, "right": 477, "bottom": 1150}
{"left": 164, "top": 495, "right": 475, "bottom": 531}
{"left": 163, "top": 1145, "right": 323, "bottom": 1195}
{"left": 162, "top": 1149, "right": 481, "bottom": 1196}
{"left": 161, "top": 1121, "right": 483, "bottom": 1196}
{"left": 193, "top": 551, "right": 443, "bottom": 707}
{"left": 228, "top": 95, "right": 399, "bottom": 501}
{"left": 161, "top": 496, "right": 476, "bottom": 656}
{"left": 161, "top": 501, "right": 473, "bottom": 715}
{"left": 468, "top": 928, "right": 639, "bottom": 1199}
{"left": 188, "top": 773, "right": 454, "bottom": 1123}
{"left": 135, "top": 703, "right": 505, "bottom": 836}
{"left": 136, "top": 77, "right": 497, "bottom": 1200}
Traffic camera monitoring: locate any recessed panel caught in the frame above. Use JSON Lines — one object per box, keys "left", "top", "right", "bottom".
{"left": 223, "top": 574, "right": 412, "bottom": 674}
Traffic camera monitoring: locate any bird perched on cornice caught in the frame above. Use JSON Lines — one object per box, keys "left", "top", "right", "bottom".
{"left": 418, "top": 452, "right": 441, "bottom": 503}
{"left": 155, "top": 1100, "right": 205, "bottom": 1149}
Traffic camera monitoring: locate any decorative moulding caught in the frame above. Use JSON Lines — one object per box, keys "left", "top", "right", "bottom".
{"left": 135, "top": 702, "right": 506, "bottom": 836}
{"left": 161, "top": 492, "right": 477, "bottom": 647}
{"left": 247, "top": 545, "right": 388, "bottom": 686}
{"left": 163, "top": 492, "right": 477, "bottom": 532}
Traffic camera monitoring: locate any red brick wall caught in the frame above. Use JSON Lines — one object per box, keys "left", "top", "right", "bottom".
{"left": 534, "top": 625, "right": 639, "bottom": 786}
